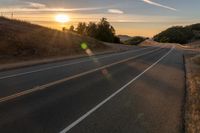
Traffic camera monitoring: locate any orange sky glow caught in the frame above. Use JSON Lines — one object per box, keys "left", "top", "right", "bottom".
{"left": 1, "top": 0, "right": 200, "bottom": 37}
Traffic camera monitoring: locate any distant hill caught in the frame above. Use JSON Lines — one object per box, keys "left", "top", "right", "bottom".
{"left": 124, "top": 36, "right": 148, "bottom": 46}
{"left": 0, "top": 17, "right": 107, "bottom": 62}
{"left": 118, "top": 35, "right": 132, "bottom": 42}
{"left": 154, "top": 23, "right": 200, "bottom": 44}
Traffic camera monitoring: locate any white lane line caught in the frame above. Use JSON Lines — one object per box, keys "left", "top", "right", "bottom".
{"left": 0, "top": 47, "right": 163, "bottom": 103}
{"left": 60, "top": 46, "right": 175, "bottom": 133}
{"left": 0, "top": 46, "right": 158, "bottom": 80}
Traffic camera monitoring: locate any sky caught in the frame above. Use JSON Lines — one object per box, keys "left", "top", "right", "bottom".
{"left": 0, "top": 0, "right": 200, "bottom": 37}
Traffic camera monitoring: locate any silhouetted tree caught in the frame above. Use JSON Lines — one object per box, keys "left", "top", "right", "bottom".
{"left": 86, "top": 22, "right": 97, "bottom": 38}
{"left": 110, "top": 26, "right": 116, "bottom": 35}
{"left": 74, "top": 18, "right": 120, "bottom": 43}
{"left": 62, "top": 27, "right": 67, "bottom": 32}
{"left": 76, "top": 22, "right": 87, "bottom": 35}
{"left": 96, "top": 18, "right": 115, "bottom": 42}
{"left": 69, "top": 25, "right": 75, "bottom": 32}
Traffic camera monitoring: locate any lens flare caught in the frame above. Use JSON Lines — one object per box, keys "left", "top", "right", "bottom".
{"left": 81, "top": 43, "right": 88, "bottom": 50}
{"left": 55, "top": 14, "right": 70, "bottom": 23}
{"left": 80, "top": 42, "right": 112, "bottom": 80}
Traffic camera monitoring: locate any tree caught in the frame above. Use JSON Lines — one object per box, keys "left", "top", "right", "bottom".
{"left": 62, "top": 27, "right": 67, "bottom": 32}
{"left": 86, "top": 22, "right": 97, "bottom": 38}
{"left": 69, "top": 25, "right": 75, "bottom": 32}
{"left": 74, "top": 18, "right": 119, "bottom": 43}
{"left": 96, "top": 18, "right": 116, "bottom": 42}
{"left": 76, "top": 22, "right": 87, "bottom": 35}
{"left": 110, "top": 26, "right": 116, "bottom": 35}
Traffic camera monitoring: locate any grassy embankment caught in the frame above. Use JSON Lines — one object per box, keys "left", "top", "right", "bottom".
{"left": 0, "top": 17, "right": 108, "bottom": 64}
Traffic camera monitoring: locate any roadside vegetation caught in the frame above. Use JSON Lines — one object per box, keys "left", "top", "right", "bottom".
{"left": 0, "top": 17, "right": 109, "bottom": 63}
{"left": 193, "top": 55, "right": 200, "bottom": 65}
{"left": 185, "top": 54, "right": 200, "bottom": 133}
{"left": 154, "top": 23, "right": 200, "bottom": 44}
{"left": 124, "top": 36, "right": 147, "bottom": 46}
{"left": 67, "top": 18, "right": 121, "bottom": 43}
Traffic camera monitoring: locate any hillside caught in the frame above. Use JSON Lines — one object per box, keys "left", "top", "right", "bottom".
{"left": 118, "top": 35, "right": 132, "bottom": 42}
{"left": 0, "top": 17, "right": 108, "bottom": 63}
{"left": 153, "top": 23, "right": 200, "bottom": 44}
{"left": 139, "top": 39, "right": 160, "bottom": 46}
{"left": 124, "top": 36, "right": 147, "bottom": 46}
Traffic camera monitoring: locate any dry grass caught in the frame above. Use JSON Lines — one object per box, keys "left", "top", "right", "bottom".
{"left": 192, "top": 55, "right": 200, "bottom": 65}
{"left": 186, "top": 40, "right": 200, "bottom": 49}
{"left": 185, "top": 54, "right": 200, "bottom": 133}
{"left": 0, "top": 17, "right": 108, "bottom": 63}
{"left": 139, "top": 39, "right": 160, "bottom": 46}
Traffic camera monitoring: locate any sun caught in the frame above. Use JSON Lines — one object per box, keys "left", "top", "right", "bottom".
{"left": 55, "top": 14, "right": 70, "bottom": 23}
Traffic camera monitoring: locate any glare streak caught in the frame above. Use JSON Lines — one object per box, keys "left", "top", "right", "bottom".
{"left": 142, "top": 0, "right": 177, "bottom": 11}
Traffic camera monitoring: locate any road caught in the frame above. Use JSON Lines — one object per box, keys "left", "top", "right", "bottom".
{"left": 0, "top": 44, "right": 185, "bottom": 133}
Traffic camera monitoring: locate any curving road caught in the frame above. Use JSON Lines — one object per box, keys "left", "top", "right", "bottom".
{"left": 0, "top": 44, "right": 185, "bottom": 133}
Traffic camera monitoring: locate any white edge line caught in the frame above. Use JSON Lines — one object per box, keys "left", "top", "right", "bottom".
{"left": 0, "top": 47, "right": 164, "bottom": 103}
{"left": 0, "top": 46, "right": 159, "bottom": 80}
{"left": 60, "top": 46, "right": 175, "bottom": 133}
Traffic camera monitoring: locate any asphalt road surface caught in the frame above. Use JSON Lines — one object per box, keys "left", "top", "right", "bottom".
{"left": 0, "top": 44, "right": 185, "bottom": 133}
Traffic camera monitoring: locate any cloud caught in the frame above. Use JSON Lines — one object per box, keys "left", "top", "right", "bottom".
{"left": 0, "top": 7, "right": 105, "bottom": 12}
{"left": 142, "top": 0, "right": 177, "bottom": 11}
{"left": 26, "top": 2, "right": 46, "bottom": 9}
{"left": 0, "top": 1, "right": 107, "bottom": 12}
{"left": 108, "top": 9, "right": 124, "bottom": 14}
